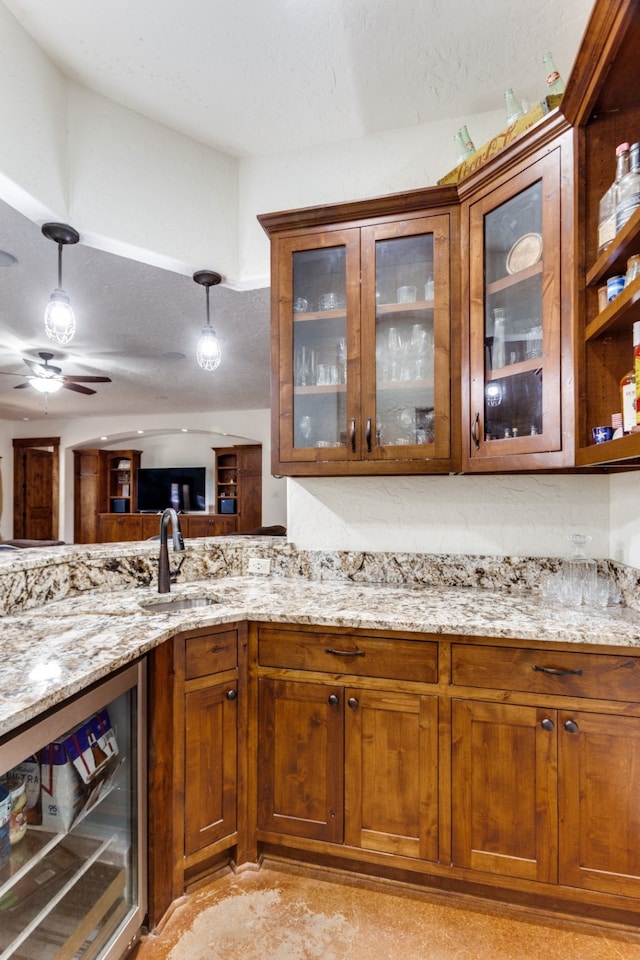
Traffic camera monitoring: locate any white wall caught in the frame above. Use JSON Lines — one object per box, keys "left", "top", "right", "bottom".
{"left": 287, "top": 475, "right": 611, "bottom": 559}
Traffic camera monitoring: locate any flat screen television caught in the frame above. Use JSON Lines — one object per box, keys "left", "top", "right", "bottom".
{"left": 136, "top": 466, "right": 206, "bottom": 513}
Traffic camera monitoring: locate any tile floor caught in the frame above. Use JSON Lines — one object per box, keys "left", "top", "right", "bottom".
{"left": 133, "top": 861, "right": 640, "bottom": 960}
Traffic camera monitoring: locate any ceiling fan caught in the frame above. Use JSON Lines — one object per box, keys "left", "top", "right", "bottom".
{"left": 2, "top": 351, "right": 112, "bottom": 395}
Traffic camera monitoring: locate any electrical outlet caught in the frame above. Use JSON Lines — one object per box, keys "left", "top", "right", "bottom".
{"left": 247, "top": 557, "right": 271, "bottom": 575}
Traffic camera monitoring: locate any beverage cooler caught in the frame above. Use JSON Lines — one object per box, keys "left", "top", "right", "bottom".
{"left": 0, "top": 660, "right": 147, "bottom": 960}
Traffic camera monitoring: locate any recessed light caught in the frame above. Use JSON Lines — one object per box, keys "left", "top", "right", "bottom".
{"left": 137, "top": 430, "right": 144, "bottom": 434}
{"left": 0, "top": 250, "right": 17, "bottom": 267}
{"left": 182, "top": 428, "right": 188, "bottom": 432}
{"left": 100, "top": 436, "right": 108, "bottom": 440}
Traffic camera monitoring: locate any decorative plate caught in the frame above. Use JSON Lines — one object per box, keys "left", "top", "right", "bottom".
{"left": 506, "top": 232, "right": 543, "bottom": 274}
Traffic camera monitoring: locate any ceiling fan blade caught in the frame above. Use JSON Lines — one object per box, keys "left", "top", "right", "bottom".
{"left": 13, "top": 382, "right": 30, "bottom": 389}
{"left": 62, "top": 375, "right": 113, "bottom": 383}
{"left": 23, "top": 357, "right": 62, "bottom": 376}
{"left": 63, "top": 382, "right": 96, "bottom": 395}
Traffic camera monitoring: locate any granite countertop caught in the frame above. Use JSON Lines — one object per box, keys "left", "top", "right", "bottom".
{"left": 3, "top": 573, "right": 640, "bottom": 740}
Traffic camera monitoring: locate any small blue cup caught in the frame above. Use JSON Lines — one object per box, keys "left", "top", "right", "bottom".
{"left": 592, "top": 425, "right": 614, "bottom": 443}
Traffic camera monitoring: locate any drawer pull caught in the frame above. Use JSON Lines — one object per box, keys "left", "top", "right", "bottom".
{"left": 325, "top": 648, "right": 366, "bottom": 658}
{"left": 532, "top": 665, "right": 583, "bottom": 677}
{"left": 564, "top": 719, "right": 579, "bottom": 733}
{"left": 540, "top": 718, "right": 555, "bottom": 731}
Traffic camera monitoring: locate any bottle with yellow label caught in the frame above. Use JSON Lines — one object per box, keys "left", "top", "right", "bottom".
{"left": 634, "top": 321, "right": 640, "bottom": 427}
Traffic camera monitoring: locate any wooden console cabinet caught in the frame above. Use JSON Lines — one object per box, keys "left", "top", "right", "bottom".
{"left": 73, "top": 445, "right": 254, "bottom": 543}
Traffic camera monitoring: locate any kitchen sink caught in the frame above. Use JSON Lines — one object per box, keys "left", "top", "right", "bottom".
{"left": 140, "top": 595, "right": 220, "bottom": 613}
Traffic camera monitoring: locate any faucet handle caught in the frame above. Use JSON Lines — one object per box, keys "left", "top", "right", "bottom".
{"left": 170, "top": 557, "right": 185, "bottom": 583}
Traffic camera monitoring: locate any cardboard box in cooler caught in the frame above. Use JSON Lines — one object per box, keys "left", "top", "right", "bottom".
{"left": 40, "top": 709, "right": 119, "bottom": 832}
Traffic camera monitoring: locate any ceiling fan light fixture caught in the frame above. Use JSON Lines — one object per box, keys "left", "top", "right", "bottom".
{"left": 30, "top": 375, "right": 64, "bottom": 394}
{"left": 44, "top": 288, "right": 76, "bottom": 345}
{"left": 41, "top": 222, "right": 80, "bottom": 345}
{"left": 193, "top": 270, "right": 222, "bottom": 372}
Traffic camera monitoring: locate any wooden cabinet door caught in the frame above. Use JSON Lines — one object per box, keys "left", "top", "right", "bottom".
{"left": 98, "top": 514, "right": 143, "bottom": 542}
{"left": 464, "top": 131, "right": 574, "bottom": 471}
{"left": 257, "top": 678, "right": 343, "bottom": 843}
{"left": 452, "top": 699, "right": 557, "bottom": 883}
{"left": 184, "top": 515, "right": 237, "bottom": 538}
{"left": 559, "top": 710, "right": 640, "bottom": 897}
{"left": 344, "top": 689, "right": 438, "bottom": 861}
{"left": 184, "top": 679, "right": 238, "bottom": 855}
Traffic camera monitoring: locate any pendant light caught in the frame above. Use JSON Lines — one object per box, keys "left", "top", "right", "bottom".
{"left": 42, "top": 222, "right": 80, "bottom": 345}
{"left": 193, "top": 270, "right": 222, "bottom": 371}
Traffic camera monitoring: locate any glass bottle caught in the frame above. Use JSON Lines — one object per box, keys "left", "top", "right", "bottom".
{"left": 492, "top": 308, "right": 506, "bottom": 369}
{"left": 597, "top": 143, "right": 630, "bottom": 255}
{"left": 542, "top": 52, "right": 565, "bottom": 95}
{"left": 634, "top": 320, "right": 640, "bottom": 428}
{"left": 620, "top": 338, "right": 636, "bottom": 434}
{"left": 616, "top": 142, "right": 640, "bottom": 233}
{"left": 454, "top": 130, "right": 469, "bottom": 163}
{"left": 504, "top": 89, "right": 524, "bottom": 124}
{"left": 458, "top": 125, "right": 475, "bottom": 154}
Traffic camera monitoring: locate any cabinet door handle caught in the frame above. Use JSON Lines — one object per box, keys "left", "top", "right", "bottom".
{"left": 226, "top": 689, "right": 237, "bottom": 701}
{"left": 564, "top": 719, "right": 579, "bottom": 733}
{"left": 350, "top": 418, "right": 356, "bottom": 453}
{"left": 328, "top": 693, "right": 339, "bottom": 706}
{"left": 366, "top": 417, "right": 372, "bottom": 453}
{"left": 325, "top": 648, "right": 366, "bottom": 658}
{"left": 540, "top": 717, "right": 555, "bottom": 731}
{"left": 533, "top": 665, "right": 583, "bottom": 677}
{"left": 347, "top": 696, "right": 359, "bottom": 710}
{"left": 471, "top": 412, "right": 480, "bottom": 449}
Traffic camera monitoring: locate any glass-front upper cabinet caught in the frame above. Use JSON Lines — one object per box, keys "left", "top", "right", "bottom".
{"left": 464, "top": 133, "right": 574, "bottom": 471}
{"left": 262, "top": 193, "right": 458, "bottom": 476}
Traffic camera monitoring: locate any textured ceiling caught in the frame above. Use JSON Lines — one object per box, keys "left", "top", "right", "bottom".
{"left": 0, "top": 0, "right": 593, "bottom": 421}
{"left": 1, "top": 0, "right": 592, "bottom": 159}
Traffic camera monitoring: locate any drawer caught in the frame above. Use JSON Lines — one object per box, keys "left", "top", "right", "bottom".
{"left": 451, "top": 644, "right": 640, "bottom": 701}
{"left": 258, "top": 626, "right": 437, "bottom": 683}
{"left": 185, "top": 629, "right": 237, "bottom": 680}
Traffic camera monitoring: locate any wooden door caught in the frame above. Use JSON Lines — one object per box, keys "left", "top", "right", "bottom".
{"left": 13, "top": 441, "right": 58, "bottom": 540}
{"left": 257, "top": 678, "right": 343, "bottom": 843}
{"left": 452, "top": 699, "right": 557, "bottom": 883}
{"left": 559, "top": 710, "right": 640, "bottom": 897}
{"left": 184, "top": 679, "right": 238, "bottom": 855}
{"left": 344, "top": 689, "right": 438, "bottom": 860}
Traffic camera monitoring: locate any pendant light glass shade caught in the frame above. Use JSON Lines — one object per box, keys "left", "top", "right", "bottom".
{"left": 196, "top": 325, "right": 222, "bottom": 371}
{"left": 193, "top": 270, "right": 222, "bottom": 371}
{"left": 41, "top": 223, "right": 79, "bottom": 346}
{"left": 44, "top": 288, "right": 76, "bottom": 345}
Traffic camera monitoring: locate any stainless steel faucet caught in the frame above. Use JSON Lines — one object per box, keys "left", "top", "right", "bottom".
{"left": 157, "top": 508, "right": 185, "bottom": 593}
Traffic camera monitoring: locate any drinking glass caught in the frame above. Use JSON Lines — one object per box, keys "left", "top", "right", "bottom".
{"left": 563, "top": 534, "right": 597, "bottom": 606}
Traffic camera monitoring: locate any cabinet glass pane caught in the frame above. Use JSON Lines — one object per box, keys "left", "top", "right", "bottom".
{"left": 483, "top": 181, "right": 544, "bottom": 440}
{"left": 292, "top": 247, "right": 348, "bottom": 449}
{"left": 374, "top": 234, "right": 435, "bottom": 446}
